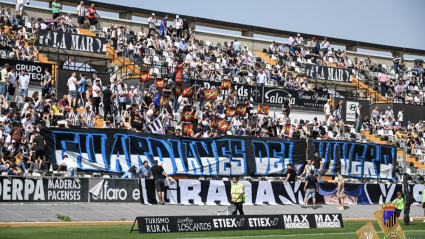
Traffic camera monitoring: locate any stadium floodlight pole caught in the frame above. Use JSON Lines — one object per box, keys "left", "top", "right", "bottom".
{"left": 402, "top": 144, "right": 411, "bottom": 225}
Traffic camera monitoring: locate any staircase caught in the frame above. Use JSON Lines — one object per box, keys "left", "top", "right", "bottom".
{"left": 352, "top": 77, "right": 388, "bottom": 103}
{"left": 106, "top": 43, "right": 141, "bottom": 78}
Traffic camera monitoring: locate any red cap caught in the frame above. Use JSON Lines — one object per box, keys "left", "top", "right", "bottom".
{"left": 324, "top": 37, "right": 327, "bottom": 39}
{"left": 312, "top": 37, "right": 316, "bottom": 40}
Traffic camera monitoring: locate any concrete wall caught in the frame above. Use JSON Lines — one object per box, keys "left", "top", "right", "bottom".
{"left": 4, "top": 0, "right": 415, "bottom": 68}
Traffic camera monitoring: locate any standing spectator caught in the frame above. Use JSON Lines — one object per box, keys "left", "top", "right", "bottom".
{"left": 67, "top": 72, "right": 78, "bottom": 108}
{"left": 151, "top": 160, "right": 169, "bottom": 205}
{"left": 15, "top": 0, "right": 26, "bottom": 17}
{"left": 18, "top": 69, "right": 29, "bottom": 98}
{"left": 356, "top": 105, "right": 362, "bottom": 133}
{"left": 7, "top": 66, "right": 16, "bottom": 101}
{"left": 174, "top": 15, "right": 183, "bottom": 38}
{"left": 31, "top": 131, "right": 45, "bottom": 166}
{"left": 365, "top": 54, "right": 373, "bottom": 66}
{"left": 256, "top": 69, "right": 267, "bottom": 86}
{"left": 323, "top": 99, "right": 331, "bottom": 123}
{"left": 102, "top": 85, "right": 114, "bottom": 119}
{"left": 147, "top": 13, "right": 157, "bottom": 37}
{"left": 92, "top": 79, "right": 101, "bottom": 115}
{"left": 393, "top": 55, "right": 400, "bottom": 73}
{"left": 182, "top": 18, "right": 189, "bottom": 39}
{"left": 311, "top": 151, "right": 323, "bottom": 182}
{"left": 51, "top": 0, "right": 61, "bottom": 19}
{"left": 335, "top": 99, "right": 343, "bottom": 120}
{"left": 233, "top": 39, "right": 241, "bottom": 55}
{"left": 284, "top": 164, "right": 296, "bottom": 183}
{"left": 296, "top": 34, "right": 304, "bottom": 46}
{"left": 301, "top": 170, "right": 318, "bottom": 209}
{"left": 321, "top": 37, "right": 329, "bottom": 58}
{"left": 81, "top": 106, "right": 96, "bottom": 128}
{"left": 309, "top": 37, "right": 317, "bottom": 50}
{"left": 336, "top": 171, "right": 345, "bottom": 211}
{"left": 77, "top": 73, "right": 86, "bottom": 107}
{"left": 231, "top": 177, "right": 245, "bottom": 215}
{"left": 160, "top": 15, "right": 168, "bottom": 38}
{"left": 398, "top": 109, "right": 404, "bottom": 125}
{"left": 86, "top": 3, "right": 99, "bottom": 26}
{"left": 379, "top": 72, "right": 389, "bottom": 96}
{"left": 76, "top": 1, "right": 86, "bottom": 29}
{"left": 1, "top": 64, "right": 9, "bottom": 97}
{"left": 385, "top": 106, "right": 394, "bottom": 121}
{"left": 118, "top": 83, "right": 128, "bottom": 113}
{"left": 57, "top": 155, "right": 78, "bottom": 177}
{"left": 41, "top": 68, "right": 52, "bottom": 97}
{"left": 122, "top": 166, "right": 138, "bottom": 178}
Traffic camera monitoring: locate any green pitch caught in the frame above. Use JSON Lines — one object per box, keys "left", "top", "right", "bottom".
{"left": 0, "top": 221, "right": 424, "bottom": 239}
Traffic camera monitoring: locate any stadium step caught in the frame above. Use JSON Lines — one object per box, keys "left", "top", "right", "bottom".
{"left": 76, "top": 108, "right": 104, "bottom": 128}
{"left": 352, "top": 78, "right": 388, "bottom": 103}
{"left": 106, "top": 44, "right": 141, "bottom": 78}
{"left": 78, "top": 28, "right": 97, "bottom": 37}
{"left": 397, "top": 151, "right": 424, "bottom": 168}
{"left": 256, "top": 52, "right": 278, "bottom": 66}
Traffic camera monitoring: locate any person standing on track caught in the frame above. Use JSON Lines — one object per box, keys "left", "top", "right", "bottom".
{"left": 151, "top": 160, "right": 169, "bottom": 205}
{"left": 231, "top": 177, "right": 245, "bottom": 215}
{"left": 336, "top": 171, "right": 345, "bottom": 211}
{"left": 422, "top": 181, "right": 425, "bottom": 222}
{"left": 302, "top": 170, "right": 318, "bottom": 209}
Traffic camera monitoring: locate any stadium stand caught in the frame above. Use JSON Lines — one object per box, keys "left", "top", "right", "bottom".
{"left": 0, "top": 0, "right": 424, "bottom": 184}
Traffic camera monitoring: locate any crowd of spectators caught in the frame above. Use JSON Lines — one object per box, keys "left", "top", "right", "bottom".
{"left": 1, "top": 3, "right": 425, "bottom": 178}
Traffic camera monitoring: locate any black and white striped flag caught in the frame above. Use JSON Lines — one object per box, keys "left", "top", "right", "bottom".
{"left": 147, "top": 115, "right": 164, "bottom": 134}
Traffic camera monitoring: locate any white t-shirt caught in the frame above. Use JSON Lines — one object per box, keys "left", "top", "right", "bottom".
{"left": 257, "top": 72, "right": 267, "bottom": 84}
{"left": 18, "top": 74, "right": 30, "bottom": 89}
{"left": 68, "top": 77, "right": 77, "bottom": 91}
{"left": 174, "top": 18, "right": 183, "bottom": 29}
{"left": 92, "top": 85, "right": 100, "bottom": 97}
{"left": 324, "top": 103, "right": 331, "bottom": 115}
{"left": 7, "top": 72, "right": 16, "bottom": 86}
{"left": 398, "top": 111, "right": 403, "bottom": 122}
{"left": 77, "top": 5, "right": 86, "bottom": 16}
{"left": 148, "top": 17, "right": 156, "bottom": 28}
{"left": 62, "top": 157, "right": 78, "bottom": 169}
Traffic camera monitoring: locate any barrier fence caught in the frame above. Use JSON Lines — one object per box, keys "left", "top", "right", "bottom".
{"left": 0, "top": 177, "right": 423, "bottom": 205}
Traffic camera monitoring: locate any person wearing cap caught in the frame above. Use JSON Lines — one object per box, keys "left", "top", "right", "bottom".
{"left": 296, "top": 33, "right": 304, "bottom": 46}
{"left": 92, "top": 76, "right": 102, "bottom": 115}
{"left": 393, "top": 54, "right": 401, "bottom": 73}
{"left": 174, "top": 15, "right": 183, "bottom": 38}
{"left": 321, "top": 37, "right": 329, "bottom": 58}
{"left": 365, "top": 54, "right": 373, "bottom": 65}
{"left": 284, "top": 164, "right": 296, "bottom": 183}
{"left": 147, "top": 13, "right": 157, "bottom": 37}
{"left": 81, "top": 106, "right": 96, "bottom": 128}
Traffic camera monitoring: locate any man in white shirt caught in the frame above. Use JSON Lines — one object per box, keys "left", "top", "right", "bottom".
{"left": 397, "top": 109, "right": 404, "bottom": 124}
{"left": 57, "top": 155, "right": 78, "bottom": 177}
{"left": 256, "top": 69, "right": 268, "bottom": 86}
{"left": 288, "top": 35, "right": 295, "bottom": 46}
{"left": 296, "top": 34, "right": 304, "bottom": 46}
{"left": 323, "top": 99, "right": 331, "bottom": 122}
{"left": 147, "top": 13, "right": 157, "bottom": 37}
{"left": 67, "top": 72, "right": 78, "bottom": 108}
{"left": 7, "top": 66, "right": 17, "bottom": 100}
{"left": 76, "top": 1, "right": 86, "bottom": 29}
{"left": 92, "top": 79, "right": 101, "bottom": 115}
{"left": 18, "top": 69, "right": 30, "bottom": 97}
{"left": 174, "top": 15, "right": 183, "bottom": 38}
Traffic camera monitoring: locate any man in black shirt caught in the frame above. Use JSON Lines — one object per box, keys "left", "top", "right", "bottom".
{"left": 311, "top": 151, "right": 323, "bottom": 182}
{"left": 31, "top": 131, "right": 46, "bottom": 167}
{"left": 142, "top": 92, "right": 153, "bottom": 109}
{"left": 284, "top": 164, "right": 296, "bottom": 183}
{"left": 102, "top": 85, "right": 114, "bottom": 119}
{"left": 266, "top": 121, "right": 277, "bottom": 138}
{"left": 151, "top": 160, "right": 169, "bottom": 205}
{"left": 283, "top": 96, "right": 291, "bottom": 117}
{"left": 291, "top": 126, "right": 301, "bottom": 139}
{"left": 134, "top": 118, "right": 144, "bottom": 132}
{"left": 302, "top": 170, "right": 318, "bottom": 209}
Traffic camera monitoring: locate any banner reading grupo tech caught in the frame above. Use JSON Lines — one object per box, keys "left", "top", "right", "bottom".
{"left": 0, "top": 59, "right": 52, "bottom": 82}
{"left": 39, "top": 30, "right": 106, "bottom": 54}
{"left": 308, "top": 139, "right": 397, "bottom": 180}
{"left": 41, "top": 128, "right": 306, "bottom": 176}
